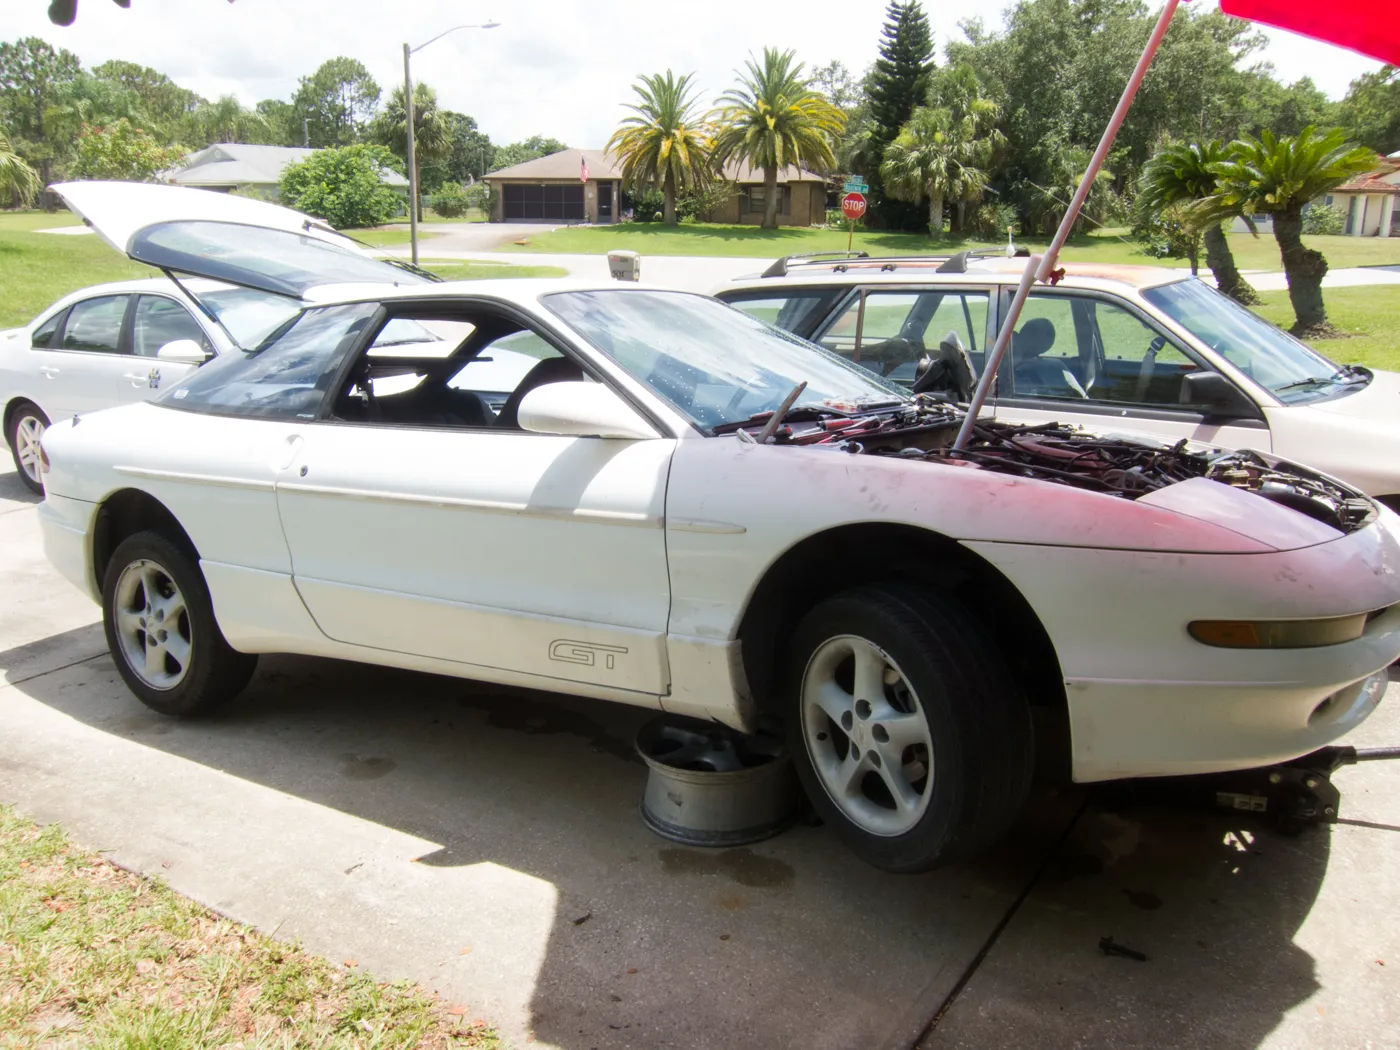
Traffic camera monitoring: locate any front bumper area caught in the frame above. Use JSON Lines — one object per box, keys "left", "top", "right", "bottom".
{"left": 37, "top": 495, "right": 99, "bottom": 603}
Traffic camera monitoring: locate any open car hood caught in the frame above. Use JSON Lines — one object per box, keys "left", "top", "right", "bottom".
{"left": 53, "top": 181, "right": 431, "bottom": 300}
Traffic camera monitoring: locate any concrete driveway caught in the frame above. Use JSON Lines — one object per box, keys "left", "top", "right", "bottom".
{"left": 1, "top": 460, "right": 1397, "bottom": 1050}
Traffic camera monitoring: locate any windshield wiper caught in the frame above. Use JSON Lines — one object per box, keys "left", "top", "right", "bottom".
{"left": 1328, "top": 364, "right": 1371, "bottom": 384}
{"left": 303, "top": 220, "right": 444, "bottom": 283}
{"left": 1274, "top": 376, "right": 1335, "bottom": 393}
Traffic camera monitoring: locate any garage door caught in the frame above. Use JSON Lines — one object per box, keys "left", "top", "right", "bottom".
{"left": 503, "top": 184, "right": 585, "bottom": 221}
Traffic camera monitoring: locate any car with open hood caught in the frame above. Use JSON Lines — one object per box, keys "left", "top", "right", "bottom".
{"left": 715, "top": 252, "right": 1400, "bottom": 512}
{"left": 1, "top": 181, "right": 434, "bottom": 493}
{"left": 32, "top": 185, "right": 1400, "bottom": 872}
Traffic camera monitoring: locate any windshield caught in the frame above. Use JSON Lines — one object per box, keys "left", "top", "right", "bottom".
{"left": 1142, "top": 279, "right": 1365, "bottom": 404}
{"left": 544, "top": 290, "right": 906, "bottom": 431}
{"left": 130, "top": 220, "right": 430, "bottom": 299}
{"left": 197, "top": 287, "right": 302, "bottom": 349}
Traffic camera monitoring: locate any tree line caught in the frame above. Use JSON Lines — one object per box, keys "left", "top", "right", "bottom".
{"left": 0, "top": 37, "right": 563, "bottom": 200}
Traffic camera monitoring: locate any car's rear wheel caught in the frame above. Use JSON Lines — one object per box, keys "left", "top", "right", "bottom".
{"left": 786, "top": 584, "right": 1033, "bottom": 872}
{"left": 6, "top": 401, "right": 49, "bottom": 495}
{"left": 102, "top": 531, "right": 257, "bottom": 716}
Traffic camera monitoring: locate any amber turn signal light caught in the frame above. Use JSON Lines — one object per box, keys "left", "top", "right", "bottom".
{"left": 1188, "top": 613, "right": 1371, "bottom": 649}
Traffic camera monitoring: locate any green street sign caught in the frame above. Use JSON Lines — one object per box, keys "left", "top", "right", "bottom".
{"left": 843, "top": 180, "right": 867, "bottom": 193}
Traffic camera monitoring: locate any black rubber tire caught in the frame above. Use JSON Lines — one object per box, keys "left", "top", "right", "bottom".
{"left": 101, "top": 530, "right": 257, "bottom": 716}
{"left": 784, "top": 584, "right": 1034, "bottom": 873}
{"left": 6, "top": 401, "right": 49, "bottom": 496}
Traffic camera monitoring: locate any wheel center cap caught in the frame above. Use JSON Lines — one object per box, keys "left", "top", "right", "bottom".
{"left": 851, "top": 719, "right": 869, "bottom": 750}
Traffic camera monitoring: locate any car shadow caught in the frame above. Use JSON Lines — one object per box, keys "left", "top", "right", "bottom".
{"left": 11, "top": 648, "right": 1337, "bottom": 1050}
{"left": 0, "top": 467, "right": 42, "bottom": 510}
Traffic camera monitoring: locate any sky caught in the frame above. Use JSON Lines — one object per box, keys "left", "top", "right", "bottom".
{"left": 1, "top": 0, "right": 1385, "bottom": 148}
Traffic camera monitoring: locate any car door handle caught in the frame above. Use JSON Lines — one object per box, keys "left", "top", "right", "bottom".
{"left": 39, "top": 365, "right": 59, "bottom": 377}
{"left": 122, "top": 372, "right": 148, "bottom": 383}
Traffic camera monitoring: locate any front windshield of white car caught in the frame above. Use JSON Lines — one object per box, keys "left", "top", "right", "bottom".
{"left": 1142, "top": 279, "right": 1367, "bottom": 404}
{"left": 544, "top": 289, "right": 907, "bottom": 431}
{"left": 197, "top": 287, "right": 301, "bottom": 349}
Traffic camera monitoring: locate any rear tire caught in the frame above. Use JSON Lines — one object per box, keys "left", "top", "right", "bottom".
{"left": 6, "top": 401, "right": 49, "bottom": 495}
{"left": 785, "top": 584, "right": 1033, "bottom": 872}
{"left": 101, "top": 531, "right": 257, "bottom": 716}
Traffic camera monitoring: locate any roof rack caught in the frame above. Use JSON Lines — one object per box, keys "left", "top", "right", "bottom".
{"left": 760, "top": 245, "right": 1030, "bottom": 278}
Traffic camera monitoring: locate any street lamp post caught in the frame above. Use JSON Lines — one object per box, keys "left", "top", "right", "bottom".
{"left": 403, "top": 20, "right": 500, "bottom": 266}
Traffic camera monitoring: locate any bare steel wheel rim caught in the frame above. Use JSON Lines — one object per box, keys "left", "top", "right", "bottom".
{"left": 15, "top": 414, "right": 45, "bottom": 484}
{"left": 113, "top": 559, "right": 192, "bottom": 690}
{"left": 801, "top": 635, "right": 934, "bottom": 837}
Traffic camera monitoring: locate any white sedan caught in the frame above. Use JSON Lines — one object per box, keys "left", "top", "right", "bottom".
{"left": 34, "top": 184, "right": 1400, "bottom": 871}
{"left": 2, "top": 183, "right": 433, "bottom": 494}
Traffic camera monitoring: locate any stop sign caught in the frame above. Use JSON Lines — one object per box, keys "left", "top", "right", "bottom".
{"left": 841, "top": 192, "right": 867, "bottom": 221}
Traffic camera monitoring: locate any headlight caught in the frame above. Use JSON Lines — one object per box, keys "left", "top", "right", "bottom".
{"left": 1188, "top": 612, "right": 1374, "bottom": 649}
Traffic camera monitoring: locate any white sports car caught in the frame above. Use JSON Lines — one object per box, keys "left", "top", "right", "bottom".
{"left": 35, "top": 184, "right": 1400, "bottom": 871}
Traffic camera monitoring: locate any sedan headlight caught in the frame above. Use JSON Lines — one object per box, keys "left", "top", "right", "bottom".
{"left": 1188, "top": 612, "right": 1376, "bottom": 649}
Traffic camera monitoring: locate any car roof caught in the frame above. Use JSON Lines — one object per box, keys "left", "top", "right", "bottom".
{"left": 722, "top": 257, "right": 1191, "bottom": 294}
{"left": 302, "top": 278, "right": 709, "bottom": 310}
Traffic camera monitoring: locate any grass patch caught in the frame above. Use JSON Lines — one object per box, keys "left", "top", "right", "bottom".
{"left": 346, "top": 226, "right": 442, "bottom": 248}
{"left": 1253, "top": 285, "right": 1400, "bottom": 373}
{"left": 0, "top": 216, "right": 147, "bottom": 328}
{"left": 500, "top": 220, "right": 1400, "bottom": 271}
{"left": 423, "top": 261, "right": 569, "bottom": 280}
{"left": 0, "top": 804, "right": 499, "bottom": 1049}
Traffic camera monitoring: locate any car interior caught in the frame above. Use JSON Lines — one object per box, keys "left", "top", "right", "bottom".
{"left": 331, "top": 310, "right": 587, "bottom": 430}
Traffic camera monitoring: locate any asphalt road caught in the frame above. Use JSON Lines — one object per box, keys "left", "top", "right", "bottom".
{"left": 1, "top": 459, "right": 1397, "bottom": 1050}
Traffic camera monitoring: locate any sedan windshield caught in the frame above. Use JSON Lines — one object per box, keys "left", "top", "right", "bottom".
{"left": 1142, "top": 278, "right": 1367, "bottom": 404}
{"left": 544, "top": 290, "right": 906, "bottom": 431}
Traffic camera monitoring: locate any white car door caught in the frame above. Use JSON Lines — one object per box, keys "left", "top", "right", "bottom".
{"left": 991, "top": 290, "right": 1273, "bottom": 451}
{"left": 31, "top": 293, "right": 138, "bottom": 420}
{"left": 117, "top": 294, "right": 215, "bottom": 405}
{"left": 273, "top": 319, "right": 675, "bottom": 697}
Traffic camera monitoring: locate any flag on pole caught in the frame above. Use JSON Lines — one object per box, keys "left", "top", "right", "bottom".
{"left": 1218, "top": 0, "right": 1399, "bottom": 65}
{"left": 581, "top": 157, "right": 589, "bottom": 183}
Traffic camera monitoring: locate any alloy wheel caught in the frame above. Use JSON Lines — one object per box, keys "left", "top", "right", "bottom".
{"left": 800, "top": 634, "right": 934, "bottom": 837}
{"left": 112, "top": 559, "right": 193, "bottom": 690}
{"left": 14, "top": 414, "right": 45, "bottom": 484}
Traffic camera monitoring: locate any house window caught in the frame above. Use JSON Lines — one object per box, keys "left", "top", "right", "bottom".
{"left": 744, "top": 185, "right": 791, "bottom": 216}
{"left": 1324, "top": 195, "right": 1334, "bottom": 206}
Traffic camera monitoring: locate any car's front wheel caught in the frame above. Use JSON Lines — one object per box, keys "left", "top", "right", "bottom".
{"left": 102, "top": 531, "right": 257, "bottom": 716}
{"left": 6, "top": 401, "right": 49, "bottom": 495}
{"left": 786, "top": 585, "right": 1033, "bottom": 872}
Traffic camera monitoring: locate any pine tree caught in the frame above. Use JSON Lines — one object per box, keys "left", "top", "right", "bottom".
{"left": 864, "top": 1, "right": 935, "bottom": 229}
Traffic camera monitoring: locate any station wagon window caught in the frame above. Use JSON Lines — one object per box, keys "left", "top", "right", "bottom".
{"left": 817, "top": 289, "right": 990, "bottom": 385}
{"left": 132, "top": 296, "right": 212, "bottom": 357}
{"left": 30, "top": 310, "right": 65, "bottom": 349}
{"left": 724, "top": 290, "right": 838, "bottom": 336}
{"left": 158, "top": 302, "right": 378, "bottom": 419}
{"left": 59, "top": 295, "right": 130, "bottom": 354}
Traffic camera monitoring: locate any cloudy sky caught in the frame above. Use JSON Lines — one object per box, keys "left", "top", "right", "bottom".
{"left": 4, "top": 0, "right": 1384, "bottom": 147}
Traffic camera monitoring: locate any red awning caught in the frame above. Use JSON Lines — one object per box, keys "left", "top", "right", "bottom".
{"left": 1219, "top": 0, "right": 1400, "bottom": 66}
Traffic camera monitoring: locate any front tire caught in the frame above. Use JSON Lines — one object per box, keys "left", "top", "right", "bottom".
{"left": 102, "top": 531, "right": 257, "bottom": 716}
{"left": 786, "top": 585, "right": 1033, "bottom": 872}
{"left": 6, "top": 401, "right": 49, "bottom": 495}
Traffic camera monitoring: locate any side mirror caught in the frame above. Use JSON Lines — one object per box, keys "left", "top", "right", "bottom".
{"left": 1181, "top": 370, "right": 1257, "bottom": 419}
{"left": 517, "top": 381, "right": 657, "bottom": 440}
{"left": 156, "top": 339, "right": 210, "bottom": 365}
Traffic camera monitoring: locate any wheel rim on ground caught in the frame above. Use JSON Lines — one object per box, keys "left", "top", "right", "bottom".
{"left": 113, "top": 558, "right": 193, "bottom": 690}
{"left": 801, "top": 634, "right": 935, "bottom": 837}
{"left": 15, "top": 415, "right": 45, "bottom": 484}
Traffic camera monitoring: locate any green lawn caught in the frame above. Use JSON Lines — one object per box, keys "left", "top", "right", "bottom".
{"left": 500, "top": 220, "right": 1400, "bottom": 271}
{"left": 1255, "top": 286, "right": 1400, "bottom": 373}
{"left": 345, "top": 226, "right": 441, "bottom": 248}
{"left": 0, "top": 212, "right": 148, "bottom": 328}
{"left": 0, "top": 805, "right": 498, "bottom": 1048}
{"left": 423, "top": 260, "right": 568, "bottom": 279}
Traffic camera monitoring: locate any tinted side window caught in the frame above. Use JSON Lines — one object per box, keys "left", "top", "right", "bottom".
{"left": 31, "top": 310, "right": 65, "bottom": 349}
{"left": 59, "top": 295, "right": 130, "bottom": 354}
{"left": 161, "top": 302, "right": 379, "bottom": 419}
{"left": 133, "top": 296, "right": 212, "bottom": 357}
{"left": 722, "top": 291, "right": 838, "bottom": 337}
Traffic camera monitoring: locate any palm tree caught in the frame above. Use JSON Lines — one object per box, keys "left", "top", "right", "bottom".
{"left": 0, "top": 129, "right": 40, "bottom": 207}
{"left": 710, "top": 48, "right": 845, "bottom": 230}
{"left": 879, "top": 106, "right": 990, "bottom": 237}
{"left": 1138, "top": 140, "right": 1258, "bottom": 305}
{"left": 371, "top": 83, "right": 453, "bottom": 221}
{"left": 1028, "top": 146, "right": 1116, "bottom": 237}
{"left": 1205, "top": 127, "right": 1375, "bottom": 335}
{"left": 606, "top": 71, "right": 711, "bottom": 227}
{"left": 928, "top": 65, "right": 1005, "bottom": 233}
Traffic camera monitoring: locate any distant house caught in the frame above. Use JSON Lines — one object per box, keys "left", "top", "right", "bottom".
{"left": 168, "top": 143, "right": 409, "bottom": 200}
{"left": 1231, "top": 156, "right": 1399, "bottom": 238}
{"left": 484, "top": 147, "right": 829, "bottom": 226}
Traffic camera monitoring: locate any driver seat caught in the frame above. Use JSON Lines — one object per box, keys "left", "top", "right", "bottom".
{"left": 1011, "top": 319, "right": 1087, "bottom": 398}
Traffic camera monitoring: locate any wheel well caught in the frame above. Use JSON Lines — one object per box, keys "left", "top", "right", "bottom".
{"left": 92, "top": 489, "right": 198, "bottom": 587}
{"left": 3, "top": 397, "right": 37, "bottom": 439}
{"left": 736, "top": 523, "right": 1069, "bottom": 772}
{"left": 1377, "top": 495, "right": 1400, "bottom": 516}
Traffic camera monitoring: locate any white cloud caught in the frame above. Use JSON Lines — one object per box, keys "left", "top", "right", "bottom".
{"left": 2, "top": 0, "right": 1383, "bottom": 147}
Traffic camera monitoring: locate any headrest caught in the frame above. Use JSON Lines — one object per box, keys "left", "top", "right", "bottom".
{"left": 1013, "top": 317, "right": 1057, "bottom": 359}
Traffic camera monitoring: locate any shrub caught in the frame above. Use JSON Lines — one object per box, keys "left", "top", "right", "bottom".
{"left": 278, "top": 144, "right": 404, "bottom": 229}
{"left": 428, "top": 181, "right": 472, "bottom": 218}
{"left": 1302, "top": 203, "right": 1346, "bottom": 236}
{"left": 625, "top": 188, "right": 665, "bottom": 222}
{"left": 462, "top": 180, "right": 495, "bottom": 216}
{"left": 677, "top": 181, "right": 736, "bottom": 222}
{"left": 825, "top": 207, "right": 866, "bottom": 231}
{"left": 971, "top": 203, "right": 1019, "bottom": 241}
{"left": 71, "top": 119, "right": 187, "bottom": 182}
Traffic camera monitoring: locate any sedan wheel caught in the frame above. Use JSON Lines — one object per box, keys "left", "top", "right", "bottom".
{"left": 801, "top": 636, "right": 934, "bottom": 837}
{"left": 6, "top": 403, "right": 50, "bottom": 495}
{"left": 102, "top": 530, "right": 257, "bottom": 716}
{"left": 112, "top": 558, "right": 193, "bottom": 690}
{"left": 786, "top": 584, "right": 1034, "bottom": 872}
